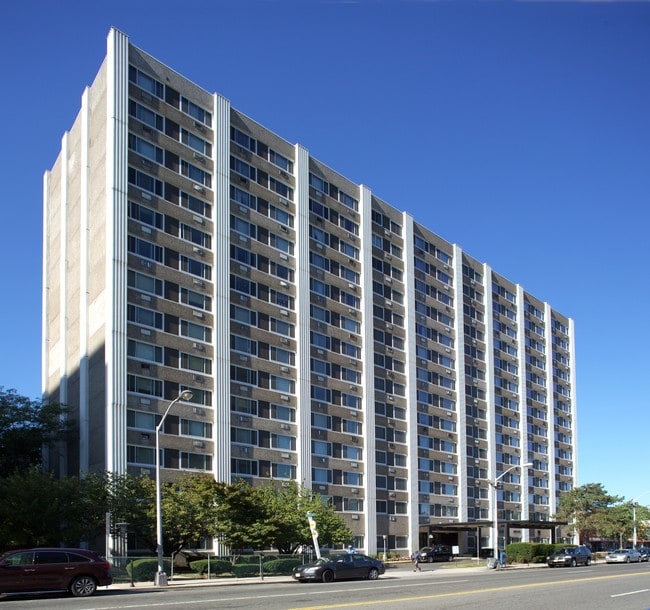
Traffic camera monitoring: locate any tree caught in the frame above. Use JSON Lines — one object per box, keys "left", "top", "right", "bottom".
{"left": 554, "top": 483, "right": 622, "bottom": 544}
{"left": 214, "top": 480, "right": 352, "bottom": 554}
{"left": 160, "top": 473, "right": 221, "bottom": 554}
{"left": 0, "top": 469, "right": 91, "bottom": 550}
{"left": 213, "top": 480, "right": 276, "bottom": 551}
{"left": 254, "top": 481, "right": 351, "bottom": 554}
{"left": 0, "top": 387, "right": 72, "bottom": 474}
{"left": 91, "top": 471, "right": 157, "bottom": 552}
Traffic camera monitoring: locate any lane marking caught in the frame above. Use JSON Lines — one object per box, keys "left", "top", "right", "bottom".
{"left": 290, "top": 571, "right": 650, "bottom": 609}
{"left": 611, "top": 588, "right": 650, "bottom": 598}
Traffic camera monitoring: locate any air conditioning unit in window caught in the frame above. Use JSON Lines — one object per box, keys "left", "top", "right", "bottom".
{"left": 351, "top": 488, "right": 359, "bottom": 494}
{"left": 389, "top": 516, "right": 396, "bottom": 521}
{"left": 192, "top": 342, "right": 204, "bottom": 351}
{"left": 193, "top": 185, "right": 205, "bottom": 193}
{"left": 193, "top": 441, "right": 204, "bottom": 448}
{"left": 280, "top": 424, "right": 290, "bottom": 430}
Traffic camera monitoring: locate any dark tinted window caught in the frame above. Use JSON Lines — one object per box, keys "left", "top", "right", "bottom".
{"left": 67, "top": 552, "right": 92, "bottom": 563}
{"left": 35, "top": 551, "right": 68, "bottom": 564}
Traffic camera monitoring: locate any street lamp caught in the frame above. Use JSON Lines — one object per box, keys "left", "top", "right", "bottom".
{"left": 631, "top": 490, "right": 650, "bottom": 549}
{"left": 155, "top": 389, "right": 193, "bottom": 586}
{"left": 489, "top": 462, "right": 532, "bottom": 564}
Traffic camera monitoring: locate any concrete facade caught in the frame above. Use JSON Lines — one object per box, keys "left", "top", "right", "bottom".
{"left": 42, "top": 28, "right": 577, "bottom": 556}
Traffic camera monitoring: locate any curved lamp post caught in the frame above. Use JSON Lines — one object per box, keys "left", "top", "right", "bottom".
{"left": 632, "top": 490, "right": 650, "bottom": 549}
{"left": 155, "top": 389, "right": 193, "bottom": 586}
{"left": 489, "top": 462, "right": 532, "bottom": 563}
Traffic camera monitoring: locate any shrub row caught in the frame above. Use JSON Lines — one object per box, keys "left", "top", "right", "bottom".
{"left": 126, "top": 559, "right": 172, "bottom": 582}
{"left": 188, "top": 556, "right": 303, "bottom": 577}
{"left": 506, "top": 542, "right": 569, "bottom": 564}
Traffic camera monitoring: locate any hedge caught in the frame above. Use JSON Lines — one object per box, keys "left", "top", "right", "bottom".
{"left": 126, "top": 558, "right": 172, "bottom": 582}
{"left": 231, "top": 563, "right": 262, "bottom": 577}
{"left": 262, "top": 557, "right": 303, "bottom": 575}
{"left": 506, "top": 542, "right": 557, "bottom": 564}
{"left": 189, "top": 558, "right": 232, "bottom": 576}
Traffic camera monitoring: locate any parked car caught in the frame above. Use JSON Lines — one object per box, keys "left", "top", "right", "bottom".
{"left": 546, "top": 546, "right": 592, "bottom": 567}
{"left": 637, "top": 547, "right": 650, "bottom": 562}
{"left": 292, "top": 553, "right": 385, "bottom": 583}
{"left": 605, "top": 548, "right": 642, "bottom": 563}
{"left": 418, "top": 545, "right": 453, "bottom": 563}
{"left": 0, "top": 548, "right": 112, "bottom": 598}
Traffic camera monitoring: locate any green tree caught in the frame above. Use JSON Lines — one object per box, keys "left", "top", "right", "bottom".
{"left": 93, "top": 471, "right": 157, "bottom": 552}
{"left": 214, "top": 480, "right": 352, "bottom": 554}
{"left": 254, "top": 481, "right": 352, "bottom": 554}
{"left": 554, "top": 483, "right": 622, "bottom": 544}
{"left": 0, "top": 387, "right": 71, "bottom": 474}
{"left": 213, "top": 480, "right": 275, "bottom": 551}
{"left": 160, "top": 473, "right": 221, "bottom": 554}
{"left": 0, "top": 469, "right": 90, "bottom": 550}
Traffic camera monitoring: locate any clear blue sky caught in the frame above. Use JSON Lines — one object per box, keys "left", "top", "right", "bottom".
{"left": 1, "top": 1, "right": 648, "bottom": 504}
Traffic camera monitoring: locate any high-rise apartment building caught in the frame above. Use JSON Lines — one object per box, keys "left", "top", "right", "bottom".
{"left": 43, "top": 28, "right": 576, "bottom": 556}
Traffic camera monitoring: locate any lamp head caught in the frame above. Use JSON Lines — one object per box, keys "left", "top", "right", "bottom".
{"left": 180, "top": 390, "right": 194, "bottom": 401}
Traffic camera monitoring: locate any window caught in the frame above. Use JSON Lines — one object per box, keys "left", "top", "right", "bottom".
{"left": 128, "top": 270, "right": 163, "bottom": 296}
{"left": 180, "top": 320, "right": 211, "bottom": 342}
{"left": 129, "top": 134, "right": 163, "bottom": 164}
{"left": 181, "top": 97, "right": 212, "bottom": 126}
{"left": 127, "top": 305, "right": 162, "bottom": 329}
{"left": 313, "top": 468, "right": 332, "bottom": 483}
{"left": 271, "top": 434, "right": 295, "bottom": 450}
{"left": 181, "top": 129, "right": 212, "bottom": 156}
{"left": 180, "top": 287, "right": 211, "bottom": 311}
{"left": 312, "top": 440, "right": 331, "bottom": 456}
{"left": 270, "top": 404, "right": 294, "bottom": 422}
{"left": 272, "top": 463, "right": 295, "bottom": 479}
{"left": 127, "top": 444, "right": 155, "bottom": 465}
{"left": 127, "top": 375, "right": 162, "bottom": 397}
{"left": 127, "top": 340, "right": 162, "bottom": 363}
{"left": 181, "top": 419, "right": 212, "bottom": 438}
{"left": 129, "top": 66, "right": 164, "bottom": 98}
{"left": 127, "top": 409, "right": 158, "bottom": 430}
{"left": 181, "top": 452, "right": 212, "bottom": 470}
{"left": 180, "top": 255, "right": 211, "bottom": 280}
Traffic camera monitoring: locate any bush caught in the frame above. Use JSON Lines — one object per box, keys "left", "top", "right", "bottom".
{"left": 126, "top": 558, "right": 172, "bottom": 582}
{"left": 506, "top": 542, "right": 559, "bottom": 564}
{"left": 189, "top": 558, "right": 232, "bottom": 576}
{"left": 231, "top": 563, "right": 261, "bottom": 577}
{"left": 235, "top": 554, "right": 262, "bottom": 565}
{"left": 262, "top": 557, "right": 303, "bottom": 575}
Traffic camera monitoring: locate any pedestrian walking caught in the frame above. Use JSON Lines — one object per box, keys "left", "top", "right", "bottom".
{"left": 411, "top": 550, "right": 421, "bottom": 571}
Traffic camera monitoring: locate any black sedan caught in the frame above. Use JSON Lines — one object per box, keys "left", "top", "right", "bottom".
{"left": 546, "top": 546, "right": 592, "bottom": 567}
{"left": 292, "top": 553, "right": 385, "bottom": 583}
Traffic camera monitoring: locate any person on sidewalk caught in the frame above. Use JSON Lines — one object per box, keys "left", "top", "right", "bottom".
{"left": 411, "top": 551, "right": 421, "bottom": 572}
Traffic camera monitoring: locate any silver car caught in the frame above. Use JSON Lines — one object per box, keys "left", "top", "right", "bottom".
{"left": 605, "top": 548, "right": 642, "bottom": 563}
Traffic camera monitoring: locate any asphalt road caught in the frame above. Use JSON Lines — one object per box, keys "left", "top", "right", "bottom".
{"left": 1, "top": 561, "right": 649, "bottom": 609}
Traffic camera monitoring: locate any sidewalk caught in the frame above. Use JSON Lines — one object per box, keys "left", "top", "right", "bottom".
{"left": 109, "top": 560, "right": 544, "bottom": 591}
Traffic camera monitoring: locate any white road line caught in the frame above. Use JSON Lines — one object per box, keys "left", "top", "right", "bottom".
{"left": 610, "top": 589, "right": 650, "bottom": 598}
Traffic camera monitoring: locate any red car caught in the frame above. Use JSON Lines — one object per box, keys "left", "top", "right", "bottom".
{"left": 0, "top": 548, "right": 112, "bottom": 598}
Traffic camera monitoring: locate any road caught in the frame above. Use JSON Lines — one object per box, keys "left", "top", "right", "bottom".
{"left": 1, "top": 561, "right": 649, "bottom": 609}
